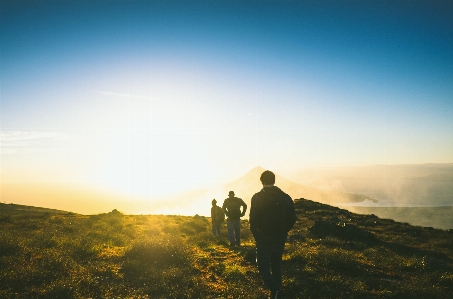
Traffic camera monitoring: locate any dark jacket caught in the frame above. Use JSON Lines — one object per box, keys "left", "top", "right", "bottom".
{"left": 249, "top": 186, "right": 297, "bottom": 245}
{"left": 222, "top": 196, "right": 247, "bottom": 220}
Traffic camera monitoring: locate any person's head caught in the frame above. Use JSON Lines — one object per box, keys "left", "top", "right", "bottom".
{"left": 228, "top": 191, "right": 235, "bottom": 197}
{"left": 212, "top": 199, "right": 217, "bottom": 206}
{"left": 260, "top": 170, "right": 275, "bottom": 186}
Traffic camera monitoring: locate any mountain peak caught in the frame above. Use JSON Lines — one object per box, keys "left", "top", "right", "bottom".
{"left": 232, "top": 166, "right": 269, "bottom": 183}
{"left": 248, "top": 166, "right": 267, "bottom": 175}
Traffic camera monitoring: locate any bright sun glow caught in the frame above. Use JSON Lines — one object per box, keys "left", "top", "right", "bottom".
{"left": 92, "top": 126, "right": 214, "bottom": 198}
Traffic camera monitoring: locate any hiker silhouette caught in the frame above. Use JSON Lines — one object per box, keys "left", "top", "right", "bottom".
{"left": 250, "top": 170, "right": 297, "bottom": 298}
{"left": 211, "top": 199, "right": 224, "bottom": 237}
{"left": 222, "top": 191, "right": 247, "bottom": 247}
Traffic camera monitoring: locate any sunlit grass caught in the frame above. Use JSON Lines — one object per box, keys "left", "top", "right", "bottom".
{"left": 1, "top": 200, "right": 452, "bottom": 298}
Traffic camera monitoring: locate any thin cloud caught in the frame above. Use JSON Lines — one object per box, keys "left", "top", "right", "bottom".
{"left": 0, "top": 131, "right": 69, "bottom": 154}
{"left": 91, "top": 91, "right": 153, "bottom": 100}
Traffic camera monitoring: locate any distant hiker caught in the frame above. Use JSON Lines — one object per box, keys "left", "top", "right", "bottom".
{"left": 250, "top": 170, "right": 297, "bottom": 299}
{"left": 211, "top": 199, "right": 225, "bottom": 236}
{"left": 222, "top": 191, "right": 247, "bottom": 247}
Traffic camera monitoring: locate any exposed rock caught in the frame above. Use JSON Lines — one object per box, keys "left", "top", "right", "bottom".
{"left": 309, "top": 220, "right": 377, "bottom": 244}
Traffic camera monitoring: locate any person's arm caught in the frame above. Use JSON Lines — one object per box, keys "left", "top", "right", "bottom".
{"left": 241, "top": 198, "right": 247, "bottom": 216}
{"left": 249, "top": 196, "right": 259, "bottom": 238}
{"left": 222, "top": 200, "right": 228, "bottom": 217}
{"left": 285, "top": 195, "right": 297, "bottom": 232}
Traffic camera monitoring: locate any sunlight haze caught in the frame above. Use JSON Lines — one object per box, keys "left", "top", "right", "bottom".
{"left": 1, "top": 0, "right": 452, "bottom": 214}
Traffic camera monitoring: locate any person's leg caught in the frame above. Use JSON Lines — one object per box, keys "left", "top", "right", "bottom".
{"left": 256, "top": 243, "right": 280, "bottom": 293}
{"left": 270, "top": 244, "right": 285, "bottom": 291}
{"left": 227, "top": 220, "right": 235, "bottom": 245}
{"left": 234, "top": 219, "right": 241, "bottom": 246}
{"left": 215, "top": 223, "right": 221, "bottom": 236}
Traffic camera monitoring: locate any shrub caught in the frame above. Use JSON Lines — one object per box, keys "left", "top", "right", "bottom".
{"left": 40, "top": 279, "right": 77, "bottom": 299}
{"left": 71, "top": 238, "right": 101, "bottom": 260}
{"left": 242, "top": 247, "right": 257, "bottom": 264}
{"left": 209, "top": 262, "right": 226, "bottom": 275}
{"left": 222, "top": 263, "right": 247, "bottom": 282}
{"left": 179, "top": 219, "right": 208, "bottom": 235}
{"left": 0, "top": 236, "right": 21, "bottom": 256}
{"left": 124, "top": 237, "right": 190, "bottom": 267}
{"left": 187, "top": 231, "right": 218, "bottom": 248}
{"left": 121, "top": 236, "right": 205, "bottom": 298}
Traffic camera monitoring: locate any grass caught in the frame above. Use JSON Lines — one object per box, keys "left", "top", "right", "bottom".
{"left": 1, "top": 200, "right": 452, "bottom": 298}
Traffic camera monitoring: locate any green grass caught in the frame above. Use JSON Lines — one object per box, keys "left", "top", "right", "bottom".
{"left": 1, "top": 200, "right": 452, "bottom": 298}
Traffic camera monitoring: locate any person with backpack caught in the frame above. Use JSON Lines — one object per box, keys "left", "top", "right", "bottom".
{"left": 249, "top": 170, "right": 297, "bottom": 299}
{"left": 222, "top": 191, "right": 247, "bottom": 247}
{"left": 211, "top": 199, "right": 225, "bottom": 236}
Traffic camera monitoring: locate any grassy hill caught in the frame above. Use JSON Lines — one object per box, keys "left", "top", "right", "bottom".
{"left": 0, "top": 203, "right": 72, "bottom": 215}
{"left": 1, "top": 200, "right": 452, "bottom": 298}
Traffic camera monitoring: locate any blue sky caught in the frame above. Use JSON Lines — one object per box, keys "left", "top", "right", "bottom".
{"left": 1, "top": 0, "right": 453, "bottom": 204}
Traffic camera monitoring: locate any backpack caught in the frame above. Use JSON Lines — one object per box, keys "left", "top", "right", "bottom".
{"left": 225, "top": 197, "right": 243, "bottom": 219}
{"left": 254, "top": 187, "right": 296, "bottom": 241}
{"left": 265, "top": 196, "right": 288, "bottom": 234}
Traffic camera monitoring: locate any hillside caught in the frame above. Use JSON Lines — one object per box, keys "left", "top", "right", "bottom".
{"left": 1, "top": 199, "right": 452, "bottom": 298}
{"left": 0, "top": 202, "right": 72, "bottom": 215}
